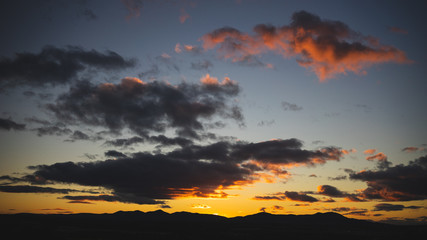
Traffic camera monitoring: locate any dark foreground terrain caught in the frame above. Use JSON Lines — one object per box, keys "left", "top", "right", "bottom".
{"left": 1, "top": 210, "right": 425, "bottom": 240}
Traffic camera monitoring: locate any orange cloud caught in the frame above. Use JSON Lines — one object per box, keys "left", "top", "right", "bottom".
{"left": 341, "top": 148, "right": 356, "bottom": 155}
{"left": 365, "top": 152, "right": 387, "bottom": 162}
{"left": 200, "top": 74, "right": 236, "bottom": 86}
{"left": 191, "top": 204, "right": 211, "bottom": 209}
{"left": 201, "top": 11, "right": 411, "bottom": 81}
{"left": 363, "top": 149, "right": 376, "bottom": 155}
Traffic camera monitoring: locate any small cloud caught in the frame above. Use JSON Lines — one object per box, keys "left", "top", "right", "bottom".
{"left": 312, "top": 140, "right": 325, "bottom": 145}
{"left": 257, "top": 120, "right": 275, "bottom": 127}
{"left": 104, "top": 150, "right": 128, "bottom": 158}
{"left": 200, "top": 74, "right": 236, "bottom": 86}
{"left": 281, "top": 101, "right": 303, "bottom": 111}
{"left": 363, "top": 149, "right": 376, "bottom": 155}
{"left": 191, "top": 204, "right": 211, "bottom": 209}
{"left": 402, "top": 146, "right": 426, "bottom": 153}
{"left": 293, "top": 203, "right": 310, "bottom": 206}
{"left": 81, "top": 9, "right": 97, "bottom": 21}
{"left": 121, "top": 0, "right": 143, "bottom": 20}
{"left": 183, "top": 44, "right": 202, "bottom": 54}
{"left": 191, "top": 60, "right": 213, "bottom": 71}
{"left": 254, "top": 191, "right": 319, "bottom": 202}
{"left": 161, "top": 53, "right": 171, "bottom": 59}
{"left": 179, "top": 8, "right": 190, "bottom": 23}
{"left": 389, "top": 26, "right": 408, "bottom": 34}
{"left": 265, "top": 63, "right": 275, "bottom": 69}
{"left": 373, "top": 203, "right": 423, "bottom": 212}
{"left": 373, "top": 203, "right": 405, "bottom": 212}
{"left": 175, "top": 43, "right": 182, "bottom": 53}
{"left": 365, "top": 152, "right": 391, "bottom": 169}
{"left": 355, "top": 104, "right": 372, "bottom": 113}
{"left": 328, "top": 175, "right": 347, "bottom": 181}
{"left": 272, "top": 205, "right": 284, "bottom": 211}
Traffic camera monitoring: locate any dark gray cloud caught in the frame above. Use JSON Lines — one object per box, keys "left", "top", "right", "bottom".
{"left": 104, "top": 136, "right": 145, "bottom": 148}
{"left": 328, "top": 175, "right": 347, "bottom": 181}
{"left": 253, "top": 191, "right": 319, "bottom": 202}
{"left": 20, "top": 138, "right": 343, "bottom": 205}
{"left": 373, "top": 203, "right": 422, "bottom": 212}
{"left": 284, "top": 191, "right": 319, "bottom": 202}
{"left": 317, "top": 185, "right": 346, "bottom": 197}
{"left": 104, "top": 135, "right": 193, "bottom": 148}
{"left": 0, "top": 45, "right": 136, "bottom": 90}
{"left": 60, "top": 194, "right": 162, "bottom": 205}
{"left": 167, "top": 138, "right": 344, "bottom": 166}
{"left": 323, "top": 207, "right": 369, "bottom": 216}
{"left": 343, "top": 209, "right": 370, "bottom": 216}
{"left": 349, "top": 155, "right": 427, "bottom": 201}
{"left": 0, "top": 117, "right": 25, "bottom": 131}
{"left": 27, "top": 152, "right": 250, "bottom": 203}
{"left": 104, "top": 150, "right": 128, "bottom": 158}
{"left": 66, "top": 130, "right": 91, "bottom": 142}
{"left": 33, "top": 125, "right": 72, "bottom": 137}
{"left": 47, "top": 77, "right": 242, "bottom": 139}
{"left": 0, "top": 185, "right": 79, "bottom": 194}
{"left": 316, "top": 185, "right": 365, "bottom": 202}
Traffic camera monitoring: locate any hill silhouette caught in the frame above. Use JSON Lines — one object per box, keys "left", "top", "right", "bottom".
{"left": 1, "top": 210, "right": 425, "bottom": 239}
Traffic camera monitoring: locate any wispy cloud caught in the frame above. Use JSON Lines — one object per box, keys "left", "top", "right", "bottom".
{"left": 179, "top": 8, "right": 190, "bottom": 23}
{"left": 121, "top": 0, "right": 143, "bottom": 20}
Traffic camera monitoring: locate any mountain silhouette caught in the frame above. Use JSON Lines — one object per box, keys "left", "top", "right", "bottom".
{"left": 1, "top": 210, "right": 425, "bottom": 239}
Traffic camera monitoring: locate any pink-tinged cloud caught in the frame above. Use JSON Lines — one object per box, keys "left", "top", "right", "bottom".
{"left": 201, "top": 11, "right": 411, "bottom": 81}
{"left": 175, "top": 43, "right": 201, "bottom": 54}
{"left": 200, "top": 74, "right": 236, "bottom": 86}
{"left": 179, "top": 8, "right": 190, "bottom": 23}
{"left": 175, "top": 43, "right": 182, "bottom": 53}
{"left": 389, "top": 26, "right": 408, "bottom": 34}
{"left": 121, "top": 0, "right": 143, "bottom": 20}
{"left": 402, "top": 147, "right": 425, "bottom": 153}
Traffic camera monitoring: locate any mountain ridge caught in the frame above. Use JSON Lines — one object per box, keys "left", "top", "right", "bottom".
{"left": 1, "top": 210, "right": 425, "bottom": 240}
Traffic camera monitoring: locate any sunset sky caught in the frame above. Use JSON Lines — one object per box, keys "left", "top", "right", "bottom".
{"left": 0, "top": 0, "right": 426, "bottom": 224}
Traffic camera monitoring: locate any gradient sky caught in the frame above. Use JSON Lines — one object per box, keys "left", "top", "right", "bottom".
{"left": 0, "top": 0, "right": 426, "bottom": 224}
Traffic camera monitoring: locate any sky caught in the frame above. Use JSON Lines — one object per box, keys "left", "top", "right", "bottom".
{"left": 0, "top": 0, "right": 426, "bottom": 224}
